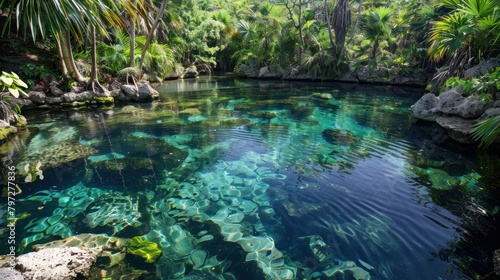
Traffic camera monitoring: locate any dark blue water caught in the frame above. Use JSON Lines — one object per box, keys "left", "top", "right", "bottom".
{"left": 1, "top": 76, "right": 499, "bottom": 279}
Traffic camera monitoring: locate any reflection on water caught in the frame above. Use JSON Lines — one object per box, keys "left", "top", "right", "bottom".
{"left": 1, "top": 76, "right": 499, "bottom": 279}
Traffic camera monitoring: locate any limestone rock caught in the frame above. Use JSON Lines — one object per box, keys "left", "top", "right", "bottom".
{"left": 0, "top": 268, "right": 24, "bottom": 280}
{"left": 46, "top": 96, "right": 64, "bottom": 105}
{"left": 284, "top": 66, "right": 311, "bottom": 80}
{"left": 63, "top": 91, "right": 94, "bottom": 103}
{"left": 479, "top": 108, "right": 500, "bottom": 121}
{"left": 50, "top": 86, "right": 65, "bottom": 96}
{"left": 357, "top": 66, "right": 389, "bottom": 83}
{"left": 334, "top": 72, "right": 358, "bottom": 83}
{"left": 411, "top": 93, "right": 440, "bottom": 121}
{"left": 183, "top": 67, "right": 199, "bottom": 78}
{"left": 464, "top": 58, "right": 500, "bottom": 78}
{"left": 237, "top": 58, "right": 260, "bottom": 78}
{"left": 109, "top": 79, "right": 123, "bottom": 91}
{"left": 389, "top": 73, "right": 427, "bottom": 86}
{"left": 258, "top": 66, "right": 282, "bottom": 79}
{"left": 121, "top": 84, "right": 138, "bottom": 100}
{"left": 28, "top": 91, "right": 46, "bottom": 104}
{"left": 436, "top": 116, "right": 475, "bottom": 144}
{"left": 11, "top": 98, "right": 35, "bottom": 110}
{"left": 138, "top": 82, "right": 159, "bottom": 101}
{"left": 437, "top": 87, "right": 486, "bottom": 119}
{"left": 16, "top": 247, "right": 101, "bottom": 280}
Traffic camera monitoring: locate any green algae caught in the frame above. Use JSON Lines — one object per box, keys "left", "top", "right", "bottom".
{"left": 126, "top": 236, "right": 162, "bottom": 263}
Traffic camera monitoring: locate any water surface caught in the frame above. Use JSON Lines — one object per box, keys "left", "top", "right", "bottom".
{"left": 1, "top": 76, "right": 499, "bottom": 279}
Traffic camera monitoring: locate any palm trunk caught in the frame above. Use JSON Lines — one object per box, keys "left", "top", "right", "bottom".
{"left": 325, "top": 0, "right": 334, "bottom": 48}
{"left": 129, "top": 0, "right": 137, "bottom": 67}
{"left": 59, "top": 31, "right": 86, "bottom": 83}
{"left": 88, "top": 24, "right": 104, "bottom": 92}
{"left": 90, "top": 25, "right": 98, "bottom": 83}
{"left": 56, "top": 38, "right": 68, "bottom": 76}
{"left": 139, "top": 0, "right": 168, "bottom": 77}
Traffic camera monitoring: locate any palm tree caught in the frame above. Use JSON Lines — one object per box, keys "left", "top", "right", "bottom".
{"left": 471, "top": 115, "right": 500, "bottom": 148}
{"left": 428, "top": 0, "right": 500, "bottom": 92}
{"left": 139, "top": 0, "right": 169, "bottom": 77}
{"left": 360, "top": 6, "right": 393, "bottom": 59}
{"left": 1, "top": 0, "right": 104, "bottom": 82}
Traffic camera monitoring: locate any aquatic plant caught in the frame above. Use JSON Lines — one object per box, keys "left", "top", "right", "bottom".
{"left": 126, "top": 236, "right": 162, "bottom": 263}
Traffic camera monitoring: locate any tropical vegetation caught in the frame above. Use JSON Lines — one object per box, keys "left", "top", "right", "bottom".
{"left": 0, "top": 0, "right": 499, "bottom": 146}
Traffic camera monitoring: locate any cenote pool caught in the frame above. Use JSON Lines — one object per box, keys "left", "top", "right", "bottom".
{"left": 1, "top": 76, "right": 499, "bottom": 279}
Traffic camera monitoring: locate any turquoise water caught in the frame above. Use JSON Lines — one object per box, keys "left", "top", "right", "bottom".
{"left": 1, "top": 76, "right": 499, "bottom": 279}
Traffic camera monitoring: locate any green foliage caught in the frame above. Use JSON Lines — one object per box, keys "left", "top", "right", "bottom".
{"left": 444, "top": 67, "right": 500, "bottom": 97}
{"left": 428, "top": 0, "right": 500, "bottom": 92}
{"left": 471, "top": 115, "right": 500, "bottom": 148}
{"left": 0, "top": 71, "right": 28, "bottom": 98}
{"left": 126, "top": 236, "right": 162, "bottom": 263}
{"left": 18, "top": 64, "right": 52, "bottom": 86}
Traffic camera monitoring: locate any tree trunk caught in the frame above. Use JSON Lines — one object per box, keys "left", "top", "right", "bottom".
{"left": 88, "top": 24, "right": 105, "bottom": 92}
{"left": 129, "top": 0, "right": 137, "bottom": 67}
{"left": 139, "top": 0, "right": 168, "bottom": 77}
{"left": 55, "top": 38, "right": 68, "bottom": 76}
{"left": 332, "top": 0, "right": 351, "bottom": 57}
{"left": 59, "top": 31, "right": 86, "bottom": 83}
{"left": 325, "top": 0, "right": 334, "bottom": 48}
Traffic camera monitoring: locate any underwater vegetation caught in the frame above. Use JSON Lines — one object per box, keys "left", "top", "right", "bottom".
{"left": 1, "top": 79, "right": 497, "bottom": 279}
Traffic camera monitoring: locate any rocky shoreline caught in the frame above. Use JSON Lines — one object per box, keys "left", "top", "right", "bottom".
{"left": 411, "top": 59, "right": 500, "bottom": 144}
{"left": 236, "top": 58, "right": 429, "bottom": 87}
{"left": 0, "top": 77, "right": 159, "bottom": 142}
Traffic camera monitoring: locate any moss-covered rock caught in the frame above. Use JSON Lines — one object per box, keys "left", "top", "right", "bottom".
{"left": 219, "top": 118, "right": 252, "bottom": 127}
{"left": 126, "top": 236, "right": 162, "bottom": 263}
{"left": 290, "top": 106, "right": 314, "bottom": 120}
{"left": 179, "top": 108, "right": 201, "bottom": 116}
{"left": 0, "top": 126, "right": 16, "bottom": 142}
{"left": 247, "top": 111, "right": 277, "bottom": 119}
{"left": 322, "top": 129, "right": 359, "bottom": 145}
{"left": 94, "top": 96, "right": 114, "bottom": 104}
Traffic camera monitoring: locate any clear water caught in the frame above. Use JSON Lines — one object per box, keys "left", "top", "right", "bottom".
{"left": 1, "top": 76, "right": 499, "bottom": 279}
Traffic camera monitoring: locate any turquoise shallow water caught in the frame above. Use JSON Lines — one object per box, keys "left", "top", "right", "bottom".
{"left": 1, "top": 76, "right": 499, "bottom": 279}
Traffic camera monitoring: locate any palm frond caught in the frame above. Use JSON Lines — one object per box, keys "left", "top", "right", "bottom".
{"left": 471, "top": 115, "right": 500, "bottom": 148}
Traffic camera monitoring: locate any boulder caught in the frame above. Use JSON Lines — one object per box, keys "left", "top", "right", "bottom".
{"left": 183, "top": 67, "right": 199, "bottom": 78}
{"left": 435, "top": 116, "right": 475, "bottom": 144}
{"left": 63, "top": 91, "right": 94, "bottom": 103}
{"left": 109, "top": 79, "right": 123, "bottom": 91}
{"left": 283, "top": 66, "right": 311, "bottom": 80}
{"left": 50, "top": 86, "right": 65, "bottom": 96}
{"left": 258, "top": 66, "right": 282, "bottom": 79}
{"left": 478, "top": 107, "right": 500, "bottom": 121}
{"left": 120, "top": 83, "right": 159, "bottom": 101}
{"left": 28, "top": 91, "right": 46, "bottom": 104}
{"left": 357, "top": 66, "right": 389, "bottom": 83}
{"left": 15, "top": 247, "right": 101, "bottom": 280}
{"left": 411, "top": 93, "right": 441, "bottom": 121}
{"left": 237, "top": 57, "right": 260, "bottom": 78}
{"left": 464, "top": 58, "right": 500, "bottom": 78}
{"left": 46, "top": 96, "right": 64, "bottom": 105}
{"left": 0, "top": 268, "right": 23, "bottom": 280}
{"left": 138, "top": 82, "right": 159, "bottom": 101}
{"left": 389, "top": 73, "right": 427, "bottom": 86}
{"left": 334, "top": 72, "right": 359, "bottom": 83}
{"left": 10, "top": 99, "right": 35, "bottom": 110}
{"left": 436, "top": 87, "right": 487, "bottom": 118}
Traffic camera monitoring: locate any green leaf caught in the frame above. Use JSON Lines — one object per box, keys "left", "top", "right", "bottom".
{"left": 1, "top": 76, "right": 13, "bottom": 86}
{"left": 14, "top": 78, "right": 28, "bottom": 88}
{"left": 8, "top": 88, "right": 20, "bottom": 98}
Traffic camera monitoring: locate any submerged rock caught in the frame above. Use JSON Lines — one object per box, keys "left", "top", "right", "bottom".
{"left": 435, "top": 116, "right": 475, "bottom": 144}
{"left": 322, "top": 129, "right": 359, "bottom": 145}
{"left": 16, "top": 247, "right": 100, "bottom": 280}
